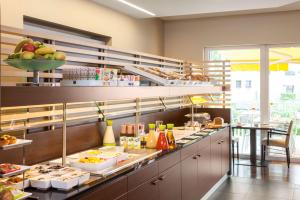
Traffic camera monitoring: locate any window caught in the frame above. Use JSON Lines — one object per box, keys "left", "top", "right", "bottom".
{"left": 245, "top": 80, "right": 252, "bottom": 88}
{"left": 285, "top": 71, "right": 295, "bottom": 76}
{"left": 236, "top": 80, "right": 241, "bottom": 88}
{"left": 285, "top": 85, "right": 294, "bottom": 93}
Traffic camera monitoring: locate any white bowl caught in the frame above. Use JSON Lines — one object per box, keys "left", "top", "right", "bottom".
{"left": 51, "top": 176, "right": 78, "bottom": 191}
{"left": 30, "top": 175, "right": 51, "bottom": 189}
{"left": 70, "top": 158, "right": 116, "bottom": 172}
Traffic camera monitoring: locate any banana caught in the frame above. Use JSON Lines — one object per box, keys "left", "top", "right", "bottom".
{"left": 14, "top": 38, "right": 33, "bottom": 53}
{"left": 35, "top": 47, "right": 55, "bottom": 55}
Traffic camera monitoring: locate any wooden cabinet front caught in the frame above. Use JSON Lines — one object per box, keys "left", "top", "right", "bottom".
{"left": 77, "top": 175, "right": 127, "bottom": 200}
{"left": 197, "top": 144, "right": 211, "bottom": 198}
{"left": 210, "top": 135, "right": 222, "bottom": 185}
{"left": 74, "top": 128, "right": 230, "bottom": 200}
{"left": 158, "top": 163, "right": 181, "bottom": 200}
{"left": 128, "top": 176, "right": 160, "bottom": 200}
{"left": 181, "top": 154, "right": 198, "bottom": 200}
{"left": 221, "top": 129, "right": 230, "bottom": 175}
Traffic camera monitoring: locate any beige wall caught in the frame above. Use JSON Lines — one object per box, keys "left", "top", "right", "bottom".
{"left": 164, "top": 11, "right": 300, "bottom": 63}
{"left": 0, "top": 0, "right": 164, "bottom": 55}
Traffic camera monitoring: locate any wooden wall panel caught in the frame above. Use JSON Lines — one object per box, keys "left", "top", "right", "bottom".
{"left": 0, "top": 108, "right": 190, "bottom": 165}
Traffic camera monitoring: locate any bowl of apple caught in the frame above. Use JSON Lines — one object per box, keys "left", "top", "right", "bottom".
{"left": 4, "top": 38, "right": 66, "bottom": 85}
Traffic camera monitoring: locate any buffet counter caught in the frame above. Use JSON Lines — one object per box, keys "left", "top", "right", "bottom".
{"left": 24, "top": 127, "right": 230, "bottom": 200}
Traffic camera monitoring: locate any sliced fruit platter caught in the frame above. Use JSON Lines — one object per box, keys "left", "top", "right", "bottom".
{"left": 70, "top": 147, "right": 129, "bottom": 172}
{"left": 0, "top": 164, "right": 30, "bottom": 178}
{"left": 25, "top": 164, "right": 90, "bottom": 190}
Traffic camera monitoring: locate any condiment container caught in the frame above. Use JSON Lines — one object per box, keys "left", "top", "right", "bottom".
{"left": 156, "top": 125, "right": 169, "bottom": 151}
{"left": 103, "top": 120, "right": 116, "bottom": 146}
{"left": 166, "top": 124, "right": 176, "bottom": 150}
{"left": 146, "top": 124, "right": 157, "bottom": 149}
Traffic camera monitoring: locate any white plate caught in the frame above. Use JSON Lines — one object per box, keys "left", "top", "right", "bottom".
{"left": 15, "top": 192, "right": 32, "bottom": 200}
{"left": 0, "top": 165, "right": 31, "bottom": 178}
{"left": 184, "top": 135, "right": 201, "bottom": 140}
{"left": 0, "top": 139, "right": 32, "bottom": 150}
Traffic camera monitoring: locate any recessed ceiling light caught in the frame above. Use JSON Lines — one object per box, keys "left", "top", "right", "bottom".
{"left": 117, "top": 0, "right": 156, "bottom": 16}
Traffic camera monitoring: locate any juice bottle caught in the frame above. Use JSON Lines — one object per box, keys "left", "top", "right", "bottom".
{"left": 146, "top": 124, "right": 157, "bottom": 149}
{"left": 167, "top": 124, "right": 176, "bottom": 150}
{"left": 156, "top": 125, "right": 169, "bottom": 151}
{"left": 103, "top": 120, "right": 116, "bottom": 146}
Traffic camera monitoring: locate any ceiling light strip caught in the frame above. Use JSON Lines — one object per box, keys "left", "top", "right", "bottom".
{"left": 117, "top": 0, "right": 156, "bottom": 16}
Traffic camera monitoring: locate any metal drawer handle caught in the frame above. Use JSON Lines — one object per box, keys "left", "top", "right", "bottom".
{"left": 193, "top": 156, "right": 198, "bottom": 160}
{"left": 158, "top": 175, "right": 166, "bottom": 181}
{"left": 151, "top": 179, "right": 160, "bottom": 185}
{"left": 197, "top": 154, "right": 201, "bottom": 157}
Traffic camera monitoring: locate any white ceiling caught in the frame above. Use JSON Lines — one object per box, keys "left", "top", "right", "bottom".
{"left": 93, "top": 0, "right": 300, "bottom": 19}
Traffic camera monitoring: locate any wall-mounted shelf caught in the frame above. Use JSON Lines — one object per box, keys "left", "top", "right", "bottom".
{"left": 0, "top": 86, "right": 222, "bottom": 107}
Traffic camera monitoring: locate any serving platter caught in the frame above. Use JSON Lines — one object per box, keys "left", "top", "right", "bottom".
{"left": 15, "top": 192, "right": 32, "bottom": 200}
{"left": 183, "top": 135, "right": 202, "bottom": 140}
{"left": 0, "top": 165, "right": 31, "bottom": 178}
{"left": 0, "top": 139, "right": 32, "bottom": 150}
{"left": 4, "top": 59, "right": 65, "bottom": 71}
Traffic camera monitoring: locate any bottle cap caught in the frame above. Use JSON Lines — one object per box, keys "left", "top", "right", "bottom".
{"left": 159, "top": 125, "right": 166, "bottom": 131}
{"left": 106, "top": 120, "right": 113, "bottom": 126}
{"left": 167, "top": 124, "right": 174, "bottom": 129}
{"left": 149, "top": 124, "right": 155, "bottom": 130}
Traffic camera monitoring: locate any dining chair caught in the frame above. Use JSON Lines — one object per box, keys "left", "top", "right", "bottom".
{"left": 261, "top": 120, "right": 293, "bottom": 168}
{"left": 232, "top": 136, "right": 240, "bottom": 164}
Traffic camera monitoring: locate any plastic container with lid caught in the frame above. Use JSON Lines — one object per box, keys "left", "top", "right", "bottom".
{"left": 103, "top": 120, "right": 116, "bottom": 146}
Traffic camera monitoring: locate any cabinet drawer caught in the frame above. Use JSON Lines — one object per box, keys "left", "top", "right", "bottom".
{"left": 198, "top": 136, "right": 210, "bottom": 151}
{"left": 181, "top": 142, "right": 198, "bottom": 160}
{"left": 78, "top": 175, "right": 127, "bottom": 200}
{"left": 128, "top": 162, "right": 158, "bottom": 191}
{"left": 220, "top": 127, "right": 229, "bottom": 139}
{"left": 158, "top": 150, "right": 180, "bottom": 173}
{"left": 128, "top": 176, "right": 159, "bottom": 200}
{"left": 210, "top": 130, "right": 223, "bottom": 143}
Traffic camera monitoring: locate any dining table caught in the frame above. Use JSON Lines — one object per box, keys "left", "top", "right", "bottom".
{"left": 231, "top": 122, "right": 288, "bottom": 167}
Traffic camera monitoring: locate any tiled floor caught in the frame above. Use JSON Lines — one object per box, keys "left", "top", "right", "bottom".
{"left": 207, "top": 161, "right": 300, "bottom": 200}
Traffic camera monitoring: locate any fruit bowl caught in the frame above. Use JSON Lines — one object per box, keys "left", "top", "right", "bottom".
{"left": 4, "top": 59, "right": 65, "bottom": 71}
{"left": 4, "top": 59, "right": 65, "bottom": 85}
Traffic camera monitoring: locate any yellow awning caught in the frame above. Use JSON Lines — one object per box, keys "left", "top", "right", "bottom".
{"left": 211, "top": 47, "right": 300, "bottom": 72}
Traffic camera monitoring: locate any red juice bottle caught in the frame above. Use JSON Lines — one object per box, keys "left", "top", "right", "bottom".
{"left": 156, "top": 125, "right": 169, "bottom": 151}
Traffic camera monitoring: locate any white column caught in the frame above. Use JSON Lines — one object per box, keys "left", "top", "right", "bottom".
{"left": 260, "top": 45, "right": 270, "bottom": 123}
